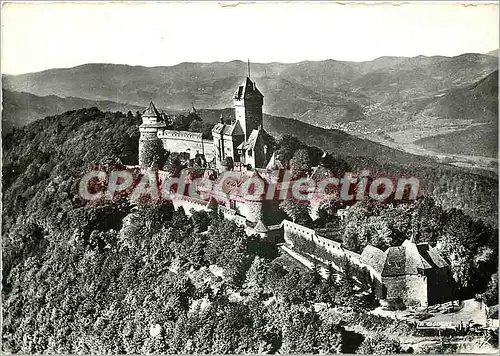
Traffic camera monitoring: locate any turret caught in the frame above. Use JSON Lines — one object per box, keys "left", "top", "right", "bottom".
{"left": 138, "top": 102, "right": 166, "bottom": 168}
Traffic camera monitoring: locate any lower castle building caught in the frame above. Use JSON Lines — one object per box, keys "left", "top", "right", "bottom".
{"left": 361, "top": 239, "right": 456, "bottom": 307}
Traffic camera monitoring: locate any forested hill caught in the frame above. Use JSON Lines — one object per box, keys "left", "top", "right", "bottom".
{"left": 2, "top": 89, "right": 144, "bottom": 134}
{"left": 2, "top": 108, "right": 498, "bottom": 354}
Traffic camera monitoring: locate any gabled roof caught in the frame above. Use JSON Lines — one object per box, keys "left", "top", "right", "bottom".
{"left": 234, "top": 77, "right": 263, "bottom": 100}
{"left": 266, "top": 152, "right": 285, "bottom": 170}
{"left": 382, "top": 246, "right": 407, "bottom": 276}
{"left": 237, "top": 129, "right": 262, "bottom": 150}
{"left": 361, "top": 245, "right": 386, "bottom": 274}
{"left": 212, "top": 120, "right": 244, "bottom": 137}
{"left": 143, "top": 101, "right": 161, "bottom": 117}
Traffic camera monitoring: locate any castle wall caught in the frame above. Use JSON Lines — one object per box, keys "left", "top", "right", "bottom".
{"left": 171, "top": 195, "right": 209, "bottom": 215}
{"left": 282, "top": 220, "right": 353, "bottom": 261}
{"left": 157, "top": 129, "right": 215, "bottom": 161}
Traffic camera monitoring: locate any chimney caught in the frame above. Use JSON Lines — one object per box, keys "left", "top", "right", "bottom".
{"left": 219, "top": 114, "right": 224, "bottom": 124}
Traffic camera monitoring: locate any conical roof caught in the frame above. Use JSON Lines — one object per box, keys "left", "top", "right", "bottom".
{"left": 207, "top": 195, "right": 219, "bottom": 210}
{"left": 143, "top": 101, "right": 161, "bottom": 117}
{"left": 254, "top": 220, "right": 269, "bottom": 233}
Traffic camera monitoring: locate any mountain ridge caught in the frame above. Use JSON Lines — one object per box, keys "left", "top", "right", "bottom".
{"left": 3, "top": 53, "right": 497, "bottom": 162}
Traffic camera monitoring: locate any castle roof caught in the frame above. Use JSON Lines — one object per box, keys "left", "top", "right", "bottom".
{"left": 381, "top": 239, "right": 442, "bottom": 277}
{"left": 253, "top": 220, "right": 270, "bottom": 233}
{"left": 415, "top": 242, "right": 448, "bottom": 268}
{"left": 234, "top": 77, "right": 263, "bottom": 100}
{"left": 212, "top": 120, "right": 244, "bottom": 137}
{"left": 361, "top": 245, "right": 386, "bottom": 274}
{"left": 143, "top": 101, "right": 161, "bottom": 117}
{"left": 237, "top": 128, "right": 262, "bottom": 150}
{"left": 362, "top": 239, "right": 449, "bottom": 278}
{"left": 266, "top": 152, "right": 285, "bottom": 170}
{"left": 207, "top": 195, "right": 219, "bottom": 209}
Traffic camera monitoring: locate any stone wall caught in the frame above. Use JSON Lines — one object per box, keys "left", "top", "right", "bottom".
{"left": 158, "top": 129, "right": 215, "bottom": 161}
{"left": 281, "top": 220, "right": 367, "bottom": 271}
{"left": 171, "top": 195, "right": 209, "bottom": 215}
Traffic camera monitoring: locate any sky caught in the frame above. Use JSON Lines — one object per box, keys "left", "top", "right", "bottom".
{"left": 2, "top": 1, "right": 499, "bottom": 75}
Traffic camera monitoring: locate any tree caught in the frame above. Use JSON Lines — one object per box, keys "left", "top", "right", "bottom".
{"left": 279, "top": 198, "right": 312, "bottom": 225}
{"left": 356, "top": 332, "right": 402, "bottom": 354}
{"left": 319, "top": 264, "right": 339, "bottom": 307}
{"left": 289, "top": 148, "right": 312, "bottom": 178}
{"left": 275, "top": 134, "right": 304, "bottom": 166}
{"left": 163, "top": 152, "right": 184, "bottom": 177}
{"left": 483, "top": 273, "right": 498, "bottom": 306}
{"left": 190, "top": 209, "right": 211, "bottom": 232}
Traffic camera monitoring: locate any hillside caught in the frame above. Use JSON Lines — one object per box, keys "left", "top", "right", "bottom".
{"left": 416, "top": 70, "right": 498, "bottom": 124}
{"left": 486, "top": 49, "right": 498, "bottom": 57}
{"left": 1, "top": 89, "right": 144, "bottom": 134}
{"left": 414, "top": 123, "right": 498, "bottom": 158}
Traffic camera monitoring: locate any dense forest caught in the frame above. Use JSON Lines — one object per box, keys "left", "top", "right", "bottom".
{"left": 2, "top": 108, "right": 498, "bottom": 353}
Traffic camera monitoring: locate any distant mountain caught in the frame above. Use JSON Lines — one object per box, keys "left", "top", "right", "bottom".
{"left": 3, "top": 53, "right": 497, "bottom": 161}
{"left": 2, "top": 89, "right": 144, "bottom": 134}
{"left": 4, "top": 54, "right": 496, "bottom": 125}
{"left": 416, "top": 70, "right": 498, "bottom": 124}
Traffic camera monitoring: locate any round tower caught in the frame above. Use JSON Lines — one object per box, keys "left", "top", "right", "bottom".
{"left": 139, "top": 102, "right": 166, "bottom": 168}
{"left": 242, "top": 169, "right": 268, "bottom": 223}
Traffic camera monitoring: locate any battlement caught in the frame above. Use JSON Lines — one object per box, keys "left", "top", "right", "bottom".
{"left": 158, "top": 129, "right": 203, "bottom": 141}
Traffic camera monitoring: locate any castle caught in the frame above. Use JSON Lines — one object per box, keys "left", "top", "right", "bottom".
{"left": 135, "top": 70, "right": 455, "bottom": 308}
{"left": 137, "top": 71, "right": 282, "bottom": 240}
{"left": 138, "top": 73, "right": 270, "bottom": 171}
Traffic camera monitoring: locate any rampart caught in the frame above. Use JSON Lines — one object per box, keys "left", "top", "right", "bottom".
{"left": 157, "top": 129, "right": 215, "bottom": 161}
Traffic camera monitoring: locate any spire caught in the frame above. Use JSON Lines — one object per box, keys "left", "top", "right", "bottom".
{"left": 247, "top": 58, "right": 251, "bottom": 79}
{"left": 143, "top": 101, "right": 161, "bottom": 117}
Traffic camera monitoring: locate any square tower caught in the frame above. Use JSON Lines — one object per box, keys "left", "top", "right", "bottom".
{"left": 233, "top": 77, "right": 264, "bottom": 141}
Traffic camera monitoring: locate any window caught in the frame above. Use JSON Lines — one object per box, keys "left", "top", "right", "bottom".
{"left": 248, "top": 149, "right": 252, "bottom": 157}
